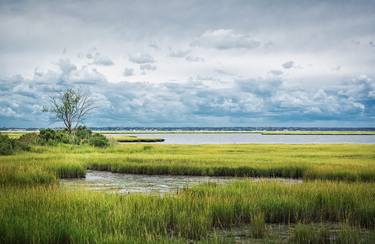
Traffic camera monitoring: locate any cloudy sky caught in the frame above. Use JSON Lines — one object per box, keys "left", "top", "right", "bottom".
{"left": 1, "top": 0, "right": 375, "bottom": 128}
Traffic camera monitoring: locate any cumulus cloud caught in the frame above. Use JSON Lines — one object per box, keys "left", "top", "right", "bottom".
{"left": 92, "top": 56, "right": 114, "bottom": 66}
{"left": 282, "top": 61, "right": 295, "bottom": 69}
{"left": 140, "top": 64, "right": 157, "bottom": 71}
{"left": 191, "top": 29, "right": 260, "bottom": 50}
{"left": 86, "top": 49, "right": 114, "bottom": 66}
{"left": 169, "top": 49, "right": 190, "bottom": 58}
{"left": 123, "top": 68, "right": 134, "bottom": 76}
{"left": 0, "top": 57, "right": 374, "bottom": 127}
{"left": 340, "top": 75, "right": 375, "bottom": 99}
{"left": 129, "top": 53, "right": 155, "bottom": 64}
{"left": 269, "top": 70, "right": 283, "bottom": 76}
{"left": 185, "top": 56, "right": 204, "bottom": 62}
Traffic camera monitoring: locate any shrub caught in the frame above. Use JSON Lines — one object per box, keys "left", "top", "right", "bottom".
{"left": 75, "top": 126, "right": 92, "bottom": 141}
{"left": 0, "top": 134, "right": 30, "bottom": 155}
{"left": 88, "top": 134, "right": 109, "bottom": 148}
{"left": 18, "top": 133, "right": 39, "bottom": 145}
{"left": 55, "top": 130, "right": 75, "bottom": 144}
{"left": 36, "top": 127, "right": 109, "bottom": 148}
{"left": 38, "top": 129, "right": 57, "bottom": 144}
{"left": 0, "top": 135, "right": 13, "bottom": 155}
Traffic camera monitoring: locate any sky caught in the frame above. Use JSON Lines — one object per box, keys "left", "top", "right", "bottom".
{"left": 0, "top": 0, "right": 375, "bottom": 128}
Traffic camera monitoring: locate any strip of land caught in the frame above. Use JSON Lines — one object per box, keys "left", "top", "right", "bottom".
{"left": 108, "top": 136, "right": 165, "bottom": 143}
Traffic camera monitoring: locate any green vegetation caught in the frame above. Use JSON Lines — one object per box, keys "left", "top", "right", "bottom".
{"left": 110, "top": 136, "right": 165, "bottom": 143}
{"left": 1, "top": 144, "right": 374, "bottom": 184}
{"left": 0, "top": 134, "right": 30, "bottom": 155}
{"left": 1, "top": 127, "right": 109, "bottom": 149}
{"left": 0, "top": 181, "right": 374, "bottom": 243}
{"left": 1, "top": 142, "right": 374, "bottom": 242}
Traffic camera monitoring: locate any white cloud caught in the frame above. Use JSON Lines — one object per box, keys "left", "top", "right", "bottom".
{"left": 269, "top": 70, "right": 283, "bottom": 76}
{"left": 123, "top": 68, "right": 134, "bottom": 76}
{"left": 92, "top": 56, "right": 114, "bottom": 66}
{"left": 191, "top": 29, "right": 260, "bottom": 50}
{"left": 169, "top": 49, "right": 190, "bottom": 58}
{"left": 282, "top": 61, "right": 295, "bottom": 69}
{"left": 140, "top": 64, "right": 157, "bottom": 71}
{"left": 185, "top": 56, "right": 204, "bottom": 62}
{"left": 129, "top": 53, "right": 155, "bottom": 64}
{"left": 86, "top": 49, "right": 114, "bottom": 66}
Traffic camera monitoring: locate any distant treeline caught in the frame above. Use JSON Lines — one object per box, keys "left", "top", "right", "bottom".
{"left": 2, "top": 126, "right": 375, "bottom": 132}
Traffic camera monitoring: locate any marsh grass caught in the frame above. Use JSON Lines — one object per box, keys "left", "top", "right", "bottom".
{"left": 0, "top": 144, "right": 374, "bottom": 186}
{"left": 1, "top": 142, "right": 374, "bottom": 242}
{"left": 0, "top": 180, "right": 374, "bottom": 243}
{"left": 109, "top": 136, "right": 165, "bottom": 143}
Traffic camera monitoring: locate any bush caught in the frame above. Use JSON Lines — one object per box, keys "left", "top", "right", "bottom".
{"left": 0, "top": 137, "right": 13, "bottom": 155}
{"left": 36, "top": 127, "right": 109, "bottom": 148}
{"left": 88, "top": 134, "right": 109, "bottom": 148}
{"left": 55, "top": 130, "right": 75, "bottom": 144}
{"left": 38, "top": 129, "right": 57, "bottom": 144}
{"left": 19, "top": 133, "right": 39, "bottom": 145}
{"left": 0, "top": 134, "right": 30, "bottom": 155}
{"left": 39, "top": 129, "right": 76, "bottom": 145}
{"left": 75, "top": 126, "right": 92, "bottom": 141}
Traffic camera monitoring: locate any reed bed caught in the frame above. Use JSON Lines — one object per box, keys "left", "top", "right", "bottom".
{"left": 0, "top": 143, "right": 374, "bottom": 242}
{"left": 0, "top": 181, "right": 374, "bottom": 243}
{"left": 0, "top": 144, "right": 374, "bottom": 186}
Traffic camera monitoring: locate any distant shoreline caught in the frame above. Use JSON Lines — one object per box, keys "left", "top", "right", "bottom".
{"left": 2, "top": 130, "right": 375, "bottom": 135}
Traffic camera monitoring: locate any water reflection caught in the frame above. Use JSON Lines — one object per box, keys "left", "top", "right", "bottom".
{"left": 61, "top": 170, "right": 301, "bottom": 194}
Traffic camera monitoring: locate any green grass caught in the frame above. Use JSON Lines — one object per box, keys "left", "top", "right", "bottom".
{"left": 0, "top": 181, "right": 374, "bottom": 243}
{"left": 1, "top": 143, "right": 375, "bottom": 242}
{"left": 109, "top": 136, "right": 165, "bottom": 143}
{"left": 1, "top": 143, "right": 374, "bottom": 186}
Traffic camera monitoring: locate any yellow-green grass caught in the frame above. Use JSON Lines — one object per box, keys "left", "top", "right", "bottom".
{"left": 1, "top": 144, "right": 375, "bottom": 186}
{"left": 1, "top": 143, "right": 375, "bottom": 242}
{"left": 109, "top": 136, "right": 165, "bottom": 143}
{"left": 1, "top": 142, "right": 375, "bottom": 189}
{"left": 0, "top": 181, "right": 374, "bottom": 243}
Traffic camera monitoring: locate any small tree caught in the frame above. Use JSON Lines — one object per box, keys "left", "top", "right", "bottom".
{"left": 44, "top": 88, "right": 95, "bottom": 133}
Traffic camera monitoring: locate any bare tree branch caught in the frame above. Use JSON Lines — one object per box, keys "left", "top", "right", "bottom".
{"left": 44, "top": 88, "right": 96, "bottom": 133}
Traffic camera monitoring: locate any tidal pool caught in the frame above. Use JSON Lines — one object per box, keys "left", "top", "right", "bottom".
{"left": 61, "top": 170, "right": 301, "bottom": 194}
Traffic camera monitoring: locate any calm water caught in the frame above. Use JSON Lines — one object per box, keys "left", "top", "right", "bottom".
{"left": 116, "top": 133, "right": 375, "bottom": 144}
{"left": 61, "top": 170, "right": 301, "bottom": 194}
